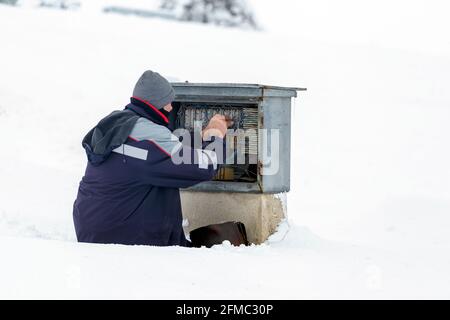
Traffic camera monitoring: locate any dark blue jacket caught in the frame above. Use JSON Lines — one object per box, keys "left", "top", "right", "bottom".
{"left": 73, "top": 98, "right": 222, "bottom": 246}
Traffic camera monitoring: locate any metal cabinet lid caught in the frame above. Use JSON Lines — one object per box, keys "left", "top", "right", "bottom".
{"left": 171, "top": 83, "right": 306, "bottom": 100}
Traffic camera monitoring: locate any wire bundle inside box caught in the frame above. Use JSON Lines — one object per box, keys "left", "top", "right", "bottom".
{"left": 176, "top": 103, "right": 258, "bottom": 182}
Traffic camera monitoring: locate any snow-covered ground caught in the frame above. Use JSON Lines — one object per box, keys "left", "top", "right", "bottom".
{"left": 0, "top": 0, "right": 449, "bottom": 299}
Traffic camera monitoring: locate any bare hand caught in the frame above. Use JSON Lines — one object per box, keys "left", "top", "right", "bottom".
{"left": 202, "top": 114, "right": 233, "bottom": 140}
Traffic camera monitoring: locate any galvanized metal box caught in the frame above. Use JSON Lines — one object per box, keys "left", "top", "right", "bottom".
{"left": 171, "top": 83, "right": 303, "bottom": 194}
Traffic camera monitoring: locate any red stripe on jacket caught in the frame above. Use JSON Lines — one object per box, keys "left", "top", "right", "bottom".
{"left": 131, "top": 96, "right": 169, "bottom": 124}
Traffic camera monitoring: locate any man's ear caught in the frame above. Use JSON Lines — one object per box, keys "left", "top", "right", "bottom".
{"left": 163, "top": 103, "right": 173, "bottom": 112}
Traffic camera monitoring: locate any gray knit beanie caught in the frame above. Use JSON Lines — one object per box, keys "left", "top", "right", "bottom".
{"left": 132, "top": 70, "right": 175, "bottom": 109}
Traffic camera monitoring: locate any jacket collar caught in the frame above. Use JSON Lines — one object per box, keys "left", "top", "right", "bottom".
{"left": 126, "top": 97, "right": 170, "bottom": 127}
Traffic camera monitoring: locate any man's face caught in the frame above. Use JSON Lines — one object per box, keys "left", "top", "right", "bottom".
{"left": 163, "top": 103, "right": 173, "bottom": 113}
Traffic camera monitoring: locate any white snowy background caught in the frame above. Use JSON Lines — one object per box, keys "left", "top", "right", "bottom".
{"left": 0, "top": 0, "right": 449, "bottom": 299}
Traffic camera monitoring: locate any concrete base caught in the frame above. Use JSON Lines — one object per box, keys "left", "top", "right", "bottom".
{"left": 180, "top": 191, "right": 285, "bottom": 244}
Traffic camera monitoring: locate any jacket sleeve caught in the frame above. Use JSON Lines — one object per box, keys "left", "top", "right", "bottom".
{"left": 140, "top": 138, "right": 226, "bottom": 189}
{"left": 120, "top": 118, "right": 227, "bottom": 189}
